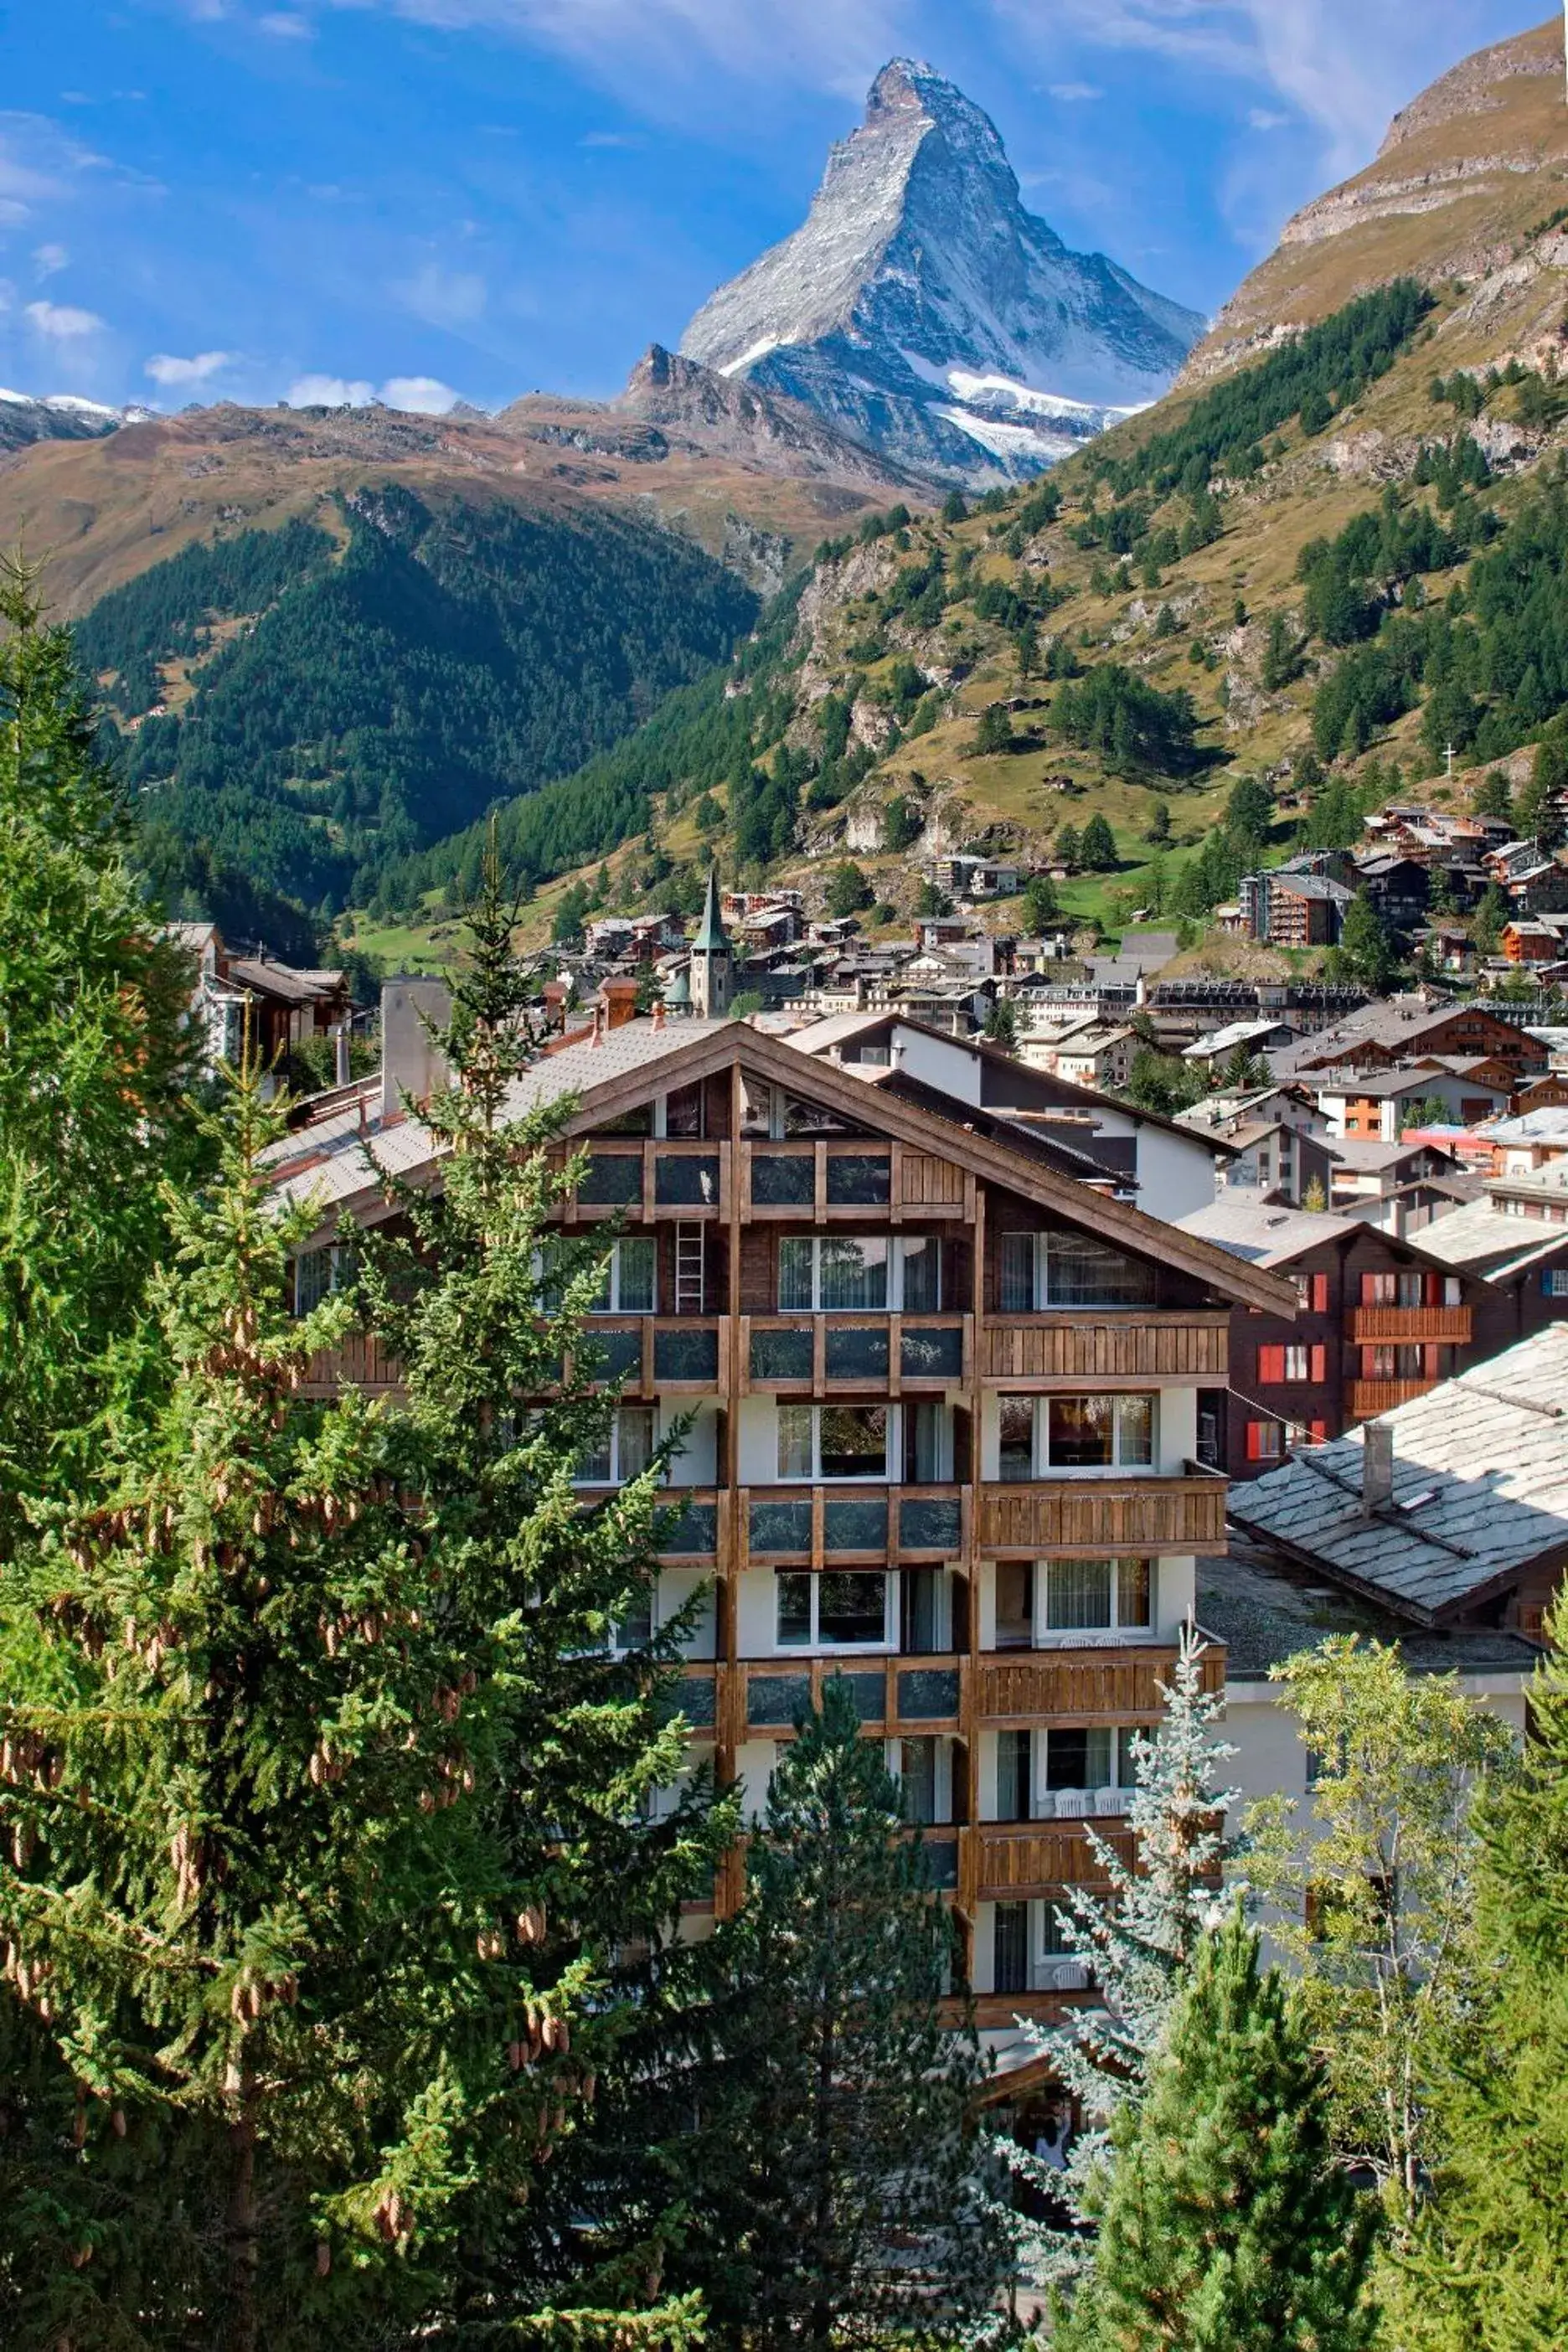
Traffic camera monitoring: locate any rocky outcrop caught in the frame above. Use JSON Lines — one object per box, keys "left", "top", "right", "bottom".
{"left": 679, "top": 59, "right": 1203, "bottom": 485}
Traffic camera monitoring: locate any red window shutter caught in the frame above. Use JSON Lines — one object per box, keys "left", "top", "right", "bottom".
{"left": 1313, "top": 1273, "right": 1329, "bottom": 1313}
{"left": 1425, "top": 1271, "right": 1441, "bottom": 1307}
{"left": 1309, "top": 1419, "right": 1328, "bottom": 1442}
{"left": 1310, "top": 1344, "right": 1326, "bottom": 1382}
{"left": 1246, "top": 1421, "right": 1266, "bottom": 1462}
{"left": 1258, "top": 1345, "right": 1285, "bottom": 1384}
{"left": 1359, "top": 1272, "right": 1377, "bottom": 1306}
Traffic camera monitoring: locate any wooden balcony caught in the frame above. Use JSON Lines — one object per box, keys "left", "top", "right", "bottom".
{"left": 1349, "top": 1305, "right": 1472, "bottom": 1345}
{"left": 560, "top": 1139, "right": 730, "bottom": 1223}
{"left": 740, "top": 1140, "right": 971, "bottom": 1220}
{"left": 740, "top": 1313, "right": 970, "bottom": 1395}
{"left": 716, "top": 1653, "right": 964, "bottom": 1745}
{"left": 300, "top": 1332, "right": 405, "bottom": 1399}
{"left": 978, "top": 1477, "right": 1227, "bottom": 1557}
{"left": 572, "top": 1317, "right": 729, "bottom": 1395}
{"left": 1349, "top": 1378, "right": 1437, "bottom": 1419}
{"left": 737, "top": 1485, "right": 967, "bottom": 1567}
{"left": 960, "top": 1820, "right": 1136, "bottom": 1908}
{"left": 980, "top": 1313, "right": 1229, "bottom": 1385}
{"left": 977, "top": 1643, "right": 1225, "bottom": 1725}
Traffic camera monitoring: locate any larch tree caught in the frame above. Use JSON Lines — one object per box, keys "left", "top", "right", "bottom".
{"left": 1056, "top": 1910, "right": 1379, "bottom": 2352}
{"left": 1399, "top": 1616, "right": 1568, "bottom": 2351}
{"left": 0, "top": 552, "right": 199, "bottom": 1509}
{"left": 678, "top": 1678, "right": 1004, "bottom": 2348}
{"left": 1246, "top": 1635, "right": 1515, "bottom": 2243}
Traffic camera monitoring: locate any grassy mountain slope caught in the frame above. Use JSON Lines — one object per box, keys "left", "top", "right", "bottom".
{"left": 355, "top": 18, "right": 1568, "bottom": 971}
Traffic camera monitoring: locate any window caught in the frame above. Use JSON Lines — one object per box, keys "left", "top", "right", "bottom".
{"left": 1257, "top": 1344, "right": 1325, "bottom": 1384}
{"left": 776, "top": 1235, "right": 938, "bottom": 1313}
{"left": 994, "top": 1560, "right": 1034, "bottom": 1649}
{"left": 998, "top": 1396, "right": 1035, "bottom": 1483}
{"left": 1545, "top": 1268, "right": 1568, "bottom": 1298}
{"left": 999, "top": 1232, "right": 1155, "bottom": 1311}
{"left": 777, "top": 1404, "right": 890, "bottom": 1482}
{"left": 1361, "top": 1271, "right": 1397, "bottom": 1308}
{"left": 783, "top": 1095, "right": 853, "bottom": 1136}
{"left": 662, "top": 1082, "right": 705, "bottom": 1138}
{"left": 993, "top": 1901, "right": 1029, "bottom": 1996}
{"left": 1292, "top": 1271, "right": 1329, "bottom": 1313}
{"left": 1246, "top": 1420, "right": 1283, "bottom": 1463}
{"left": 293, "top": 1243, "right": 355, "bottom": 1316}
{"left": 1043, "top": 1557, "right": 1152, "bottom": 1632}
{"left": 898, "top": 1736, "right": 939, "bottom": 1825}
{"left": 1363, "top": 1344, "right": 1426, "bottom": 1380}
{"left": 997, "top": 1729, "right": 1032, "bottom": 1819}
{"left": 1044, "top": 1725, "right": 1112, "bottom": 1792}
{"left": 900, "top": 1565, "right": 949, "bottom": 1653}
{"left": 591, "top": 1237, "right": 656, "bottom": 1314}
{"left": 1046, "top": 1395, "right": 1153, "bottom": 1470}
{"left": 775, "top": 1569, "right": 889, "bottom": 1648}
{"left": 575, "top": 1405, "right": 657, "bottom": 1486}
{"left": 903, "top": 1399, "right": 952, "bottom": 1483}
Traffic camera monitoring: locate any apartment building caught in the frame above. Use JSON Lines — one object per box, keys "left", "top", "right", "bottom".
{"left": 266, "top": 990, "right": 1292, "bottom": 2059}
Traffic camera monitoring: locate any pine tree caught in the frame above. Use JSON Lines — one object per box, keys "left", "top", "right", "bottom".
{"left": 1400, "top": 1617, "right": 1568, "bottom": 2349}
{"left": 0, "top": 553, "right": 199, "bottom": 1505}
{"left": 1056, "top": 1911, "right": 1379, "bottom": 2352}
{"left": 679, "top": 1680, "right": 1004, "bottom": 2346}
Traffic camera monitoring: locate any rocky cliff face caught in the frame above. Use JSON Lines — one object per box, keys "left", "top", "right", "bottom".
{"left": 678, "top": 58, "right": 1204, "bottom": 486}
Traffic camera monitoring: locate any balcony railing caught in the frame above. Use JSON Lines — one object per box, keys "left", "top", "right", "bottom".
{"left": 741, "top": 1314, "right": 969, "bottom": 1393}
{"left": 981, "top": 1313, "right": 1230, "bottom": 1384}
{"left": 574, "top": 1318, "right": 728, "bottom": 1395}
{"left": 301, "top": 1332, "right": 405, "bottom": 1398}
{"left": 978, "top": 1477, "right": 1227, "bottom": 1555}
{"left": 1349, "top": 1306, "right": 1472, "bottom": 1345}
{"left": 960, "top": 1820, "right": 1137, "bottom": 1908}
{"left": 739, "top": 1485, "right": 965, "bottom": 1565}
{"left": 563, "top": 1140, "right": 729, "bottom": 1220}
{"left": 721, "top": 1654, "right": 963, "bottom": 1741}
{"left": 741, "top": 1141, "right": 969, "bottom": 1219}
{"left": 1349, "top": 1378, "right": 1438, "bottom": 1419}
{"left": 978, "top": 1643, "right": 1225, "bottom": 1723}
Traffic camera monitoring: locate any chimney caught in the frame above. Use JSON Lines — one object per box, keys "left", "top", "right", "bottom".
{"left": 601, "top": 976, "right": 639, "bottom": 1031}
{"left": 333, "top": 1021, "right": 351, "bottom": 1088}
{"left": 591, "top": 1005, "right": 606, "bottom": 1049}
{"left": 380, "top": 977, "right": 453, "bottom": 1122}
{"left": 541, "top": 979, "right": 567, "bottom": 1032}
{"left": 1362, "top": 1421, "right": 1394, "bottom": 1516}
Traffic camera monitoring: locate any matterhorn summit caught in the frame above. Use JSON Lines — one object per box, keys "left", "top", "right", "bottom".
{"left": 680, "top": 59, "right": 1204, "bottom": 482}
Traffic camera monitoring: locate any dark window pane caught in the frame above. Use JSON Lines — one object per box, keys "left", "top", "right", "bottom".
{"left": 995, "top": 1560, "right": 1034, "bottom": 1648}
{"left": 899, "top": 1497, "right": 962, "bottom": 1551}
{"left": 900, "top": 1565, "right": 941, "bottom": 1653}
{"left": 582, "top": 1328, "right": 642, "bottom": 1383}
{"left": 750, "top": 1327, "right": 813, "bottom": 1381}
{"left": 784, "top": 1096, "right": 851, "bottom": 1136}
{"left": 749, "top": 1673, "right": 811, "bottom": 1726}
{"left": 663, "top": 1083, "right": 704, "bottom": 1138}
{"left": 898, "top": 1667, "right": 960, "bottom": 1720}
{"left": 655, "top": 1154, "right": 720, "bottom": 1206}
{"left": 823, "top": 1497, "right": 888, "bottom": 1551}
{"left": 750, "top": 1152, "right": 814, "bottom": 1206}
{"left": 900, "top": 1736, "right": 937, "bottom": 1824}
{"left": 1047, "top": 1395, "right": 1115, "bottom": 1467}
{"left": 824, "top": 1325, "right": 889, "bottom": 1380}
{"left": 993, "top": 1901, "right": 1029, "bottom": 1995}
{"left": 999, "top": 1395, "right": 1034, "bottom": 1483}
{"left": 901, "top": 1324, "right": 962, "bottom": 1379}
{"left": 750, "top": 1500, "right": 812, "bottom": 1553}
{"left": 660, "top": 1502, "right": 716, "bottom": 1555}
{"left": 826, "top": 1153, "right": 890, "bottom": 1205}
{"left": 577, "top": 1154, "right": 642, "bottom": 1205}
{"left": 654, "top": 1328, "right": 719, "bottom": 1382}
{"left": 924, "top": 1837, "right": 959, "bottom": 1891}
{"left": 901, "top": 1237, "right": 941, "bottom": 1313}
{"left": 818, "top": 1405, "right": 887, "bottom": 1479}
{"left": 818, "top": 1571, "right": 887, "bottom": 1644}
{"left": 776, "top": 1572, "right": 812, "bottom": 1647}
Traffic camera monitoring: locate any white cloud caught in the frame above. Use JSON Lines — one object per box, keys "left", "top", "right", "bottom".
{"left": 1049, "top": 81, "right": 1103, "bottom": 101}
{"left": 381, "top": 374, "right": 462, "bottom": 412}
{"left": 1247, "top": 106, "right": 1287, "bottom": 131}
{"left": 145, "top": 349, "right": 235, "bottom": 386}
{"left": 25, "top": 297, "right": 104, "bottom": 337}
{"left": 286, "top": 372, "right": 376, "bottom": 405}
{"left": 256, "top": 11, "right": 314, "bottom": 34}
{"left": 33, "top": 240, "right": 69, "bottom": 275}
{"left": 319, "top": 0, "right": 911, "bottom": 102}
{"left": 395, "top": 260, "right": 487, "bottom": 329}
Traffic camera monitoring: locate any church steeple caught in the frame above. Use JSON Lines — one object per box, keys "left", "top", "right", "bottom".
{"left": 689, "top": 867, "right": 733, "bottom": 1019}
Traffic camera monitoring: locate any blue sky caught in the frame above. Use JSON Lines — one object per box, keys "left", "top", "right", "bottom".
{"left": 2, "top": 3, "right": 1546, "bottom": 415}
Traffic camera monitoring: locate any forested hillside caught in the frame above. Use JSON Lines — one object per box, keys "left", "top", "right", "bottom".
{"left": 77, "top": 486, "right": 757, "bottom": 916}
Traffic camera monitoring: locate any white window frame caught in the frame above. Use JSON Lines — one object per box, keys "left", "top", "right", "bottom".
{"left": 590, "top": 1236, "right": 657, "bottom": 1314}
{"left": 998, "top": 1394, "right": 1157, "bottom": 1478}
{"left": 1039, "top": 1555, "right": 1155, "bottom": 1638}
{"left": 777, "top": 1235, "right": 940, "bottom": 1313}
{"left": 293, "top": 1242, "right": 355, "bottom": 1318}
{"left": 773, "top": 1568, "right": 893, "bottom": 1653}
{"left": 574, "top": 1403, "right": 658, "bottom": 1488}
{"left": 776, "top": 1402, "right": 895, "bottom": 1483}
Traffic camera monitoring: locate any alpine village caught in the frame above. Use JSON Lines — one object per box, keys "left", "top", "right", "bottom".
{"left": 14, "top": 10, "right": 1568, "bottom": 2349}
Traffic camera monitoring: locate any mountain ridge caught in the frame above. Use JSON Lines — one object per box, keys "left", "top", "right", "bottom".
{"left": 679, "top": 57, "right": 1205, "bottom": 484}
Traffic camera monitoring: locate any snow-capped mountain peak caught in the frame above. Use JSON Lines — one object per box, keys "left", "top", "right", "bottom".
{"left": 679, "top": 59, "right": 1204, "bottom": 483}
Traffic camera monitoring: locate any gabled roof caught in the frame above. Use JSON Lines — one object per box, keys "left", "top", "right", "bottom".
{"left": 1227, "top": 1328, "right": 1568, "bottom": 1623}
{"left": 1404, "top": 1199, "right": 1568, "bottom": 1281}
{"left": 264, "top": 1015, "right": 1296, "bottom": 1313}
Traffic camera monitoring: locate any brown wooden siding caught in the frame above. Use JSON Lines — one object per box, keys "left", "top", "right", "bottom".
{"left": 982, "top": 1314, "right": 1229, "bottom": 1382}
{"left": 977, "top": 1645, "right": 1224, "bottom": 1724}
{"left": 978, "top": 1478, "right": 1227, "bottom": 1555}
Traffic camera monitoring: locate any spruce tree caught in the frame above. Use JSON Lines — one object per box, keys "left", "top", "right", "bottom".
{"left": 1057, "top": 1911, "right": 1378, "bottom": 2352}
{"left": 677, "top": 1679, "right": 1003, "bottom": 2346}
{"left": 0, "top": 553, "right": 198, "bottom": 1505}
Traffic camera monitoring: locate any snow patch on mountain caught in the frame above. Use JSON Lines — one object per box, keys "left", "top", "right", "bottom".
{"left": 680, "top": 58, "right": 1204, "bottom": 484}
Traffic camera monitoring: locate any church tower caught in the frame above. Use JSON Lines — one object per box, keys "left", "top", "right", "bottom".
{"left": 689, "top": 868, "right": 734, "bottom": 1019}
